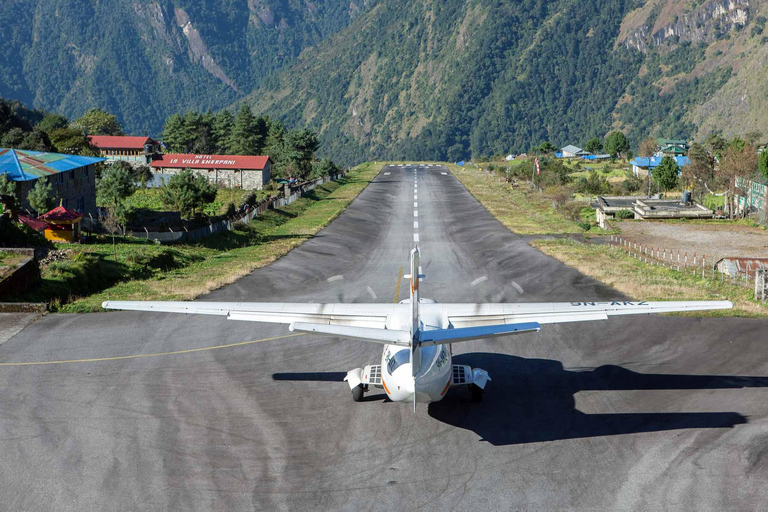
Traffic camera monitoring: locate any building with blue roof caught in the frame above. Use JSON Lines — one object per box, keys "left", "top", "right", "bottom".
{"left": 0, "top": 148, "right": 105, "bottom": 214}
{"left": 630, "top": 156, "right": 690, "bottom": 177}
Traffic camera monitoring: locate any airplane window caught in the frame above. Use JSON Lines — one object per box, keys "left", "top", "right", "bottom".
{"left": 387, "top": 349, "right": 410, "bottom": 374}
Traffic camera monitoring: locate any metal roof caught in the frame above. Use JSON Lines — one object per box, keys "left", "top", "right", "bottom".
{"left": 561, "top": 145, "right": 583, "bottom": 154}
{"left": 0, "top": 148, "right": 105, "bottom": 182}
{"left": 715, "top": 257, "right": 768, "bottom": 277}
{"left": 151, "top": 154, "right": 271, "bottom": 170}
{"left": 630, "top": 156, "right": 690, "bottom": 168}
{"left": 88, "top": 135, "right": 156, "bottom": 149}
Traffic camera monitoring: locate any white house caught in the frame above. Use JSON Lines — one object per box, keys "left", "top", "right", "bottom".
{"left": 561, "top": 145, "right": 589, "bottom": 158}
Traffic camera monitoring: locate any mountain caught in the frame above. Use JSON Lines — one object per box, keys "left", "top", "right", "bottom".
{"left": 0, "top": 0, "right": 376, "bottom": 136}
{"left": 2, "top": 0, "right": 765, "bottom": 161}
{"left": 242, "top": 0, "right": 767, "bottom": 163}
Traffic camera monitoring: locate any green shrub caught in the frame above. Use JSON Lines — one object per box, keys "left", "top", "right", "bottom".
{"left": 220, "top": 202, "right": 237, "bottom": 217}
{"left": 238, "top": 191, "right": 256, "bottom": 208}
{"left": 616, "top": 209, "right": 635, "bottom": 219}
{"left": 578, "top": 222, "right": 592, "bottom": 231}
{"left": 560, "top": 201, "right": 584, "bottom": 221}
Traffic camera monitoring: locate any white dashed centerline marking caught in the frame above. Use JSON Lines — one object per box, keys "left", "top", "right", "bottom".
{"left": 414, "top": 210, "right": 418, "bottom": 217}
{"left": 414, "top": 202, "right": 418, "bottom": 208}
{"left": 414, "top": 221, "right": 419, "bottom": 228}
{"left": 413, "top": 233, "right": 419, "bottom": 242}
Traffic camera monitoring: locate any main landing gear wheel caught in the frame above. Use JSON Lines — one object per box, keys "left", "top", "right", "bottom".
{"left": 469, "top": 384, "right": 484, "bottom": 402}
{"left": 351, "top": 384, "right": 365, "bottom": 402}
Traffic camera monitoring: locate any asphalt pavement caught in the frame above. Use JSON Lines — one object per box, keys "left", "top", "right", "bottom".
{"left": 1, "top": 164, "right": 767, "bottom": 510}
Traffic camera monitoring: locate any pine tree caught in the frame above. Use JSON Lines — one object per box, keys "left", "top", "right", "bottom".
{"left": 605, "top": 131, "right": 630, "bottom": 158}
{"left": 228, "top": 105, "right": 257, "bottom": 155}
{"left": 162, "top": 114, "right": 187, "bottom": 153}
{"left": 212, "top": 110, "right": 233, "bottom": 154}
{"left": 0, "top": 174, "right": 16, "bottom": 200}
{"left": 653, "top": 156, "right": 679, "bottom": 196}
{"left": 27, "top": 179, "right": 55, "bottom": 215}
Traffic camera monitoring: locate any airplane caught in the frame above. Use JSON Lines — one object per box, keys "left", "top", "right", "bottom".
{"left": 102, "top": 247, "right": 733, "bottom": 410}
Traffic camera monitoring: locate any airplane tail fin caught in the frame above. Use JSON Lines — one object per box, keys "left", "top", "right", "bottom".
{"left": 409, "top": 246, "right": 420, "bottom": 337}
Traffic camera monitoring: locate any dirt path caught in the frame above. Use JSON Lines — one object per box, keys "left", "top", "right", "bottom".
{"left": 619, "top": 221, "right": 768, "bottom": 260}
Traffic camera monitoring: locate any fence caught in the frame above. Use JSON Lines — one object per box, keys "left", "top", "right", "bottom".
{"left": 609, "top": 234, "right": 760, "bottom": 289}
{"left": 82, "top": 174, "right": 341, "bottom": 244}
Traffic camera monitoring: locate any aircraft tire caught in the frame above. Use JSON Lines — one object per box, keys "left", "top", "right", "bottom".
{"left": 351, "top": 384, "right": 364, "bottom": 402}
{"left": 469, "top": 384, "right": 483, "bottom": 402}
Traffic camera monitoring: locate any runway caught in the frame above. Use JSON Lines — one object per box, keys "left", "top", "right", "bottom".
{"left": 1, "top": 164, "right": 767, "bottom": 510}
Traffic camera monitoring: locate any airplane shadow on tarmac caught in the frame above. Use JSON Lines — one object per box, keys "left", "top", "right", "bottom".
{"left": 428, "top": 353, "right": 768, "bottom": 446}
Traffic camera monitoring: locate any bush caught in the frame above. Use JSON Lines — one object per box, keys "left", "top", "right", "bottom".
{"left": 545, "top": 185, "right": 575, "bottom": 208}
{"left": 619, "top": 172, "right": 643, "bottom": 194}
{"left": 616, "top": 209, "right": 635, "bottom": 219}
{"left": 560, "top": 201, "right": 584, "bottom": 221}
{"left": 576, "top": 170, "right": 612, "bottom": 195}
{"left": 578, "top": 222, "right": 592, "bottom": 231}
{"left": 238, "top": 191, "right": 256, "bottom": 208}
{"left": 219, "top": 202, "right": 237, "bottom": 217}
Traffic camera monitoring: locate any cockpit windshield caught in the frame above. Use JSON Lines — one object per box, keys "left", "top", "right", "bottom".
{"left": 387, "top": 349, "right": 410, "bottom": 374}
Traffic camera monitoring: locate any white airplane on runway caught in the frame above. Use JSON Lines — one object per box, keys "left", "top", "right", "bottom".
{"left": 103, "top": 248, "right": 733, "bottom": 410}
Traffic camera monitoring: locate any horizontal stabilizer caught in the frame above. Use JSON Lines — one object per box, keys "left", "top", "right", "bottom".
{"left": 289, "top": 322, "right": 410, "bottom": 346}
{"left": 418, "top": 322, "right": 541, "bottom": 346}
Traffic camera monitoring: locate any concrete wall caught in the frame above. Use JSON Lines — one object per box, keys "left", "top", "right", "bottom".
{"left": 0, "top": 250, "right": 40, "bottom": 299}
{"left": 16, "top": 164, "right": 98, "bottom": 215}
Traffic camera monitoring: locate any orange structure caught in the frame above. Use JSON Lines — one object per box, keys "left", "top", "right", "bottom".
{"left": 39, "top": 205, "right": 83, "bottom": 243}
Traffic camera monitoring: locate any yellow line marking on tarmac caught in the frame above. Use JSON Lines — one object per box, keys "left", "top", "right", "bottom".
{"left": 393, "top": 265, "right": 403, "bottom": 303}
{"left": 0, "top": 333, "right": 305, "bottom": 366}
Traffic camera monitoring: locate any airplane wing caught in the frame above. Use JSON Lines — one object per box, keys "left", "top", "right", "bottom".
{"left": 101, "top": 301, "right": 405, "bottom": 329}
{"left": 422, "top": 300, "right": 734, "bottom": 328}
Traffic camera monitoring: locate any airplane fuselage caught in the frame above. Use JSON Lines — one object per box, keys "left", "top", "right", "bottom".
{"left": 380, "top": 342, "right": 452, "bottom": 403}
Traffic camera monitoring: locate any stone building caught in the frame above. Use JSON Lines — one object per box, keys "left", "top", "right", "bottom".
{"left": 150, "top": 154, "right": 272, "bottom": 189}
{"left": 88, "top": 135, "right": 160, "bottom": 166}
{"left": 0, "top": 148, "right": 104, "bottom": 214}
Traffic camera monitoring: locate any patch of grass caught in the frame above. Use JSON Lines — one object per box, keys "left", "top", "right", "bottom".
{"left": 0, "top": 251, "right": 28, "bottom": 267}
{"left": 447, "top": 163, "right": 587, "bottom": 235}
{"left": 531, "top": 238, "right": 768, "bottom": 317}
{"left": 20, "top": 163, "right": 380, "bottom": 312}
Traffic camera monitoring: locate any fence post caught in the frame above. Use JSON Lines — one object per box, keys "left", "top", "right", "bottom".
{"left": 756, "top": 269, "right": 767, "bottom": 302}
{"left": 702, "top": 255, "right": 706, "bottom": 279}
{"left": 677, "top": 251, "right": 680, "bottom": 272}
{"left": 144, "top": 227, "right": 149, "bottom": 239}
{"left": 684, "top": 252, "right": 688, "bottom": 272}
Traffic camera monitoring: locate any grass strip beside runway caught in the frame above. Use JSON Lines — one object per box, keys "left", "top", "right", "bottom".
{"left": 532, "top": 238, "right": 768, "bottom": 318}
{"left": 34, "top": 163, "right": 381, "bottom": 313}
{"left": 447, "top": 163, "right": 587, "bottom": 235}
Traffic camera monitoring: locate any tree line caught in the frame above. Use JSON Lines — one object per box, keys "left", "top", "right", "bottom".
{"left": 162, "top": 105, "right": 338, "bottom": 181}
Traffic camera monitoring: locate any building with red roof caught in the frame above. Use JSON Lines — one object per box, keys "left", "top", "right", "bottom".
{"left": 88, "top": 136, "right": 160, "bottom": 166}
{"left": 39, "top": 204, "right": 84, "bottom": 242}
{"left": 150, "top": 154, "right": 272, "bottom": 189}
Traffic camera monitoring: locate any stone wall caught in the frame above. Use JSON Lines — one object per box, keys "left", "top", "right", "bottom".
{"left": 17, "top": 164, "right": 98, "bottom": 215}
{"left": 154, "top": 164, "right": 270, "bottom": 190}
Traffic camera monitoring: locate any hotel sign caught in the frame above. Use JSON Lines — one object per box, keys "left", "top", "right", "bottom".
{"left": 169, "top": 155, "right": 238, "bottom": 166}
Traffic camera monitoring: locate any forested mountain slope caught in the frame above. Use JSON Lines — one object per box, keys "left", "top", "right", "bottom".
{"left": 0, "top": 0, "right": 376, "bottom": 135}
{"left": 243, "top": 0, "right": 767, "bottom": 162}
